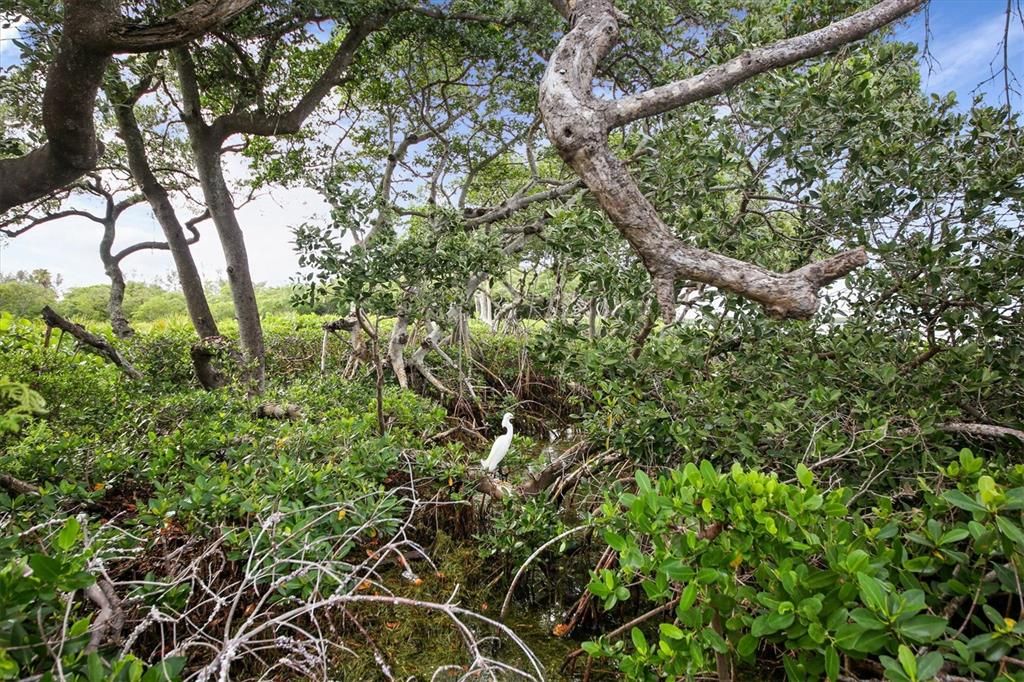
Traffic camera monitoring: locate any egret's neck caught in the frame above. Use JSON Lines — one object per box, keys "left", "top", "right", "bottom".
{"left": 503, "top": 421, "right": 513, "bottom": 436}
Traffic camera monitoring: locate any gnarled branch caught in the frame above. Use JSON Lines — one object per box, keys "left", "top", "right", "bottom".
{"left": 0, "top": 0, "right": 254, "bottom": 213}
{"left": 539, "top": 0, "right": 921, "bottom": 321}
{"left": 41, "top": 306, "right": 142, "bottom": 379}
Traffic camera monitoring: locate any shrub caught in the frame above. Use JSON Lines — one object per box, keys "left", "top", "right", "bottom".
{"left": 583, "top": 454, "right": 1024, "bottom": 681}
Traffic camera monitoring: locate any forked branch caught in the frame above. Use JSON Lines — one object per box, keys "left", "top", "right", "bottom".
{"left": 539, "top": 0, "right": 922, "bottom": 321}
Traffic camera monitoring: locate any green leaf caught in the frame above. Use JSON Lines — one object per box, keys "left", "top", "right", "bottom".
{"left": 898, "top": 615, "right": 947, "bottom": 642}
{"left": 938, "top": 528, "right": 969, "bottom": 545}
{"left": 55, "top": 516, "right": 81, "bottom": 552}
{"left": 604, "top": 530, "right": 627, "bottom": 552}
{"left": 857, "top": 573, "right": 889, "bottom": 614}
{"left": 942, "top": 490, "right": 987, "bottom": 514}
{"left": 796, "top": 463, "right": 813, "bottom": 487}
{"left": 679, "top": 582, "right": 698, "bottom": 611}
{"left": 737, "top": 634, "right": 758, "bottom": 658}
{"left": 659, "top": 623, "right": 685, "bottom": 640}
{"left": 69, "top": 615, "right": 92, "bottom": 638}
{"left": 898, "top": 644, "right": 917, "bottom": 680}
{"left": 916, "top": 651, "right": 944, "bottom": 681}
{"left": 0, "top": 650, "right": 19, "bottom": 680}
{"left": 836, "top": 623, "right": 891, "bottom": 653}
{"left": 825, "top": 646, "right": 839, "bottom": 681}
{"left": 844, "top": 549, "right": 870, "bottom": 574}
{"left": 751, "top": 611, "right": 794, "bottom": 637}
{"left": 850, "top": 608, "right": 885, "bottom": 630}
{"left": 631, "top": 627, "right": 648, "bottom": 654}
{"left": 995, "top": 516, "right": 1024, "bottom": 548}
{"left": 704, "top": 627, "right": 729, "bottom": 653}
{"left": 87, "top": 653, "right": 104, "bottom": 682}
{"left": 27, "top": 553, "right": 62, "bottom": 583}
{"left": 581, "top": 641, "right": 602, "bottom": 656}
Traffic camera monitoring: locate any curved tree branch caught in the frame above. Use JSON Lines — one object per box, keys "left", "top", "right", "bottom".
{"left": 606, "top": 0, "right": 926, "bottom": 128}
{"left": 210, "top": 12, "right": 394, "bottom": 141}
{"left": 0, "top": 0, "right": 254, "bottom": 214}
{"left": 538, "top": 0, "right": 922, "bottom": 321}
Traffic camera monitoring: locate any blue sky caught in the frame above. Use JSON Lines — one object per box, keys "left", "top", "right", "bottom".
{"left": 900, "top": 0, "right": 1024, "bottom": 108}
{"left": 1, "top": 0, "right": 1021, "bottom": 290}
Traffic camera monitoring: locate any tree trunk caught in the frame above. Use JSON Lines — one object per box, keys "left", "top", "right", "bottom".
{"left": 105, "top": 262, "right": 133, "bottom": 339}
{"left": 96, "top": 210, "right": 134, "bottom": 339}
{"left": 388, "top": 313, "right": 411, "bottom": 390}
{"left": 192, "top": 134, "right": 265, "bottom": 391}
{"left": 110, "top": 85, "right": 219, "bottom": 340}
{"left": 175, "top": 50, "right": 265, "bottom": 392}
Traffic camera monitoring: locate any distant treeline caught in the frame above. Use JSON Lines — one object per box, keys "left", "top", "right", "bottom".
{"left": 0, "top": 271, "right": 329, "bottom": 323}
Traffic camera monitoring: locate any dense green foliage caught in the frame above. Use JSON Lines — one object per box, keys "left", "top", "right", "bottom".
{"left": 1, "top": 0, "right": 1023, "bottom": 679}
{"left": 585, "top": 458, "right": 1024, "bottom": 681}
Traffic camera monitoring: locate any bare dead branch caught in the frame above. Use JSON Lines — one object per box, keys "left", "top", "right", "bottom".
{"left": 40, "top": 306, "right": 142, "bottom": 380}
{"left": 936, "top": 422, "right": 1024, "bottom": 442}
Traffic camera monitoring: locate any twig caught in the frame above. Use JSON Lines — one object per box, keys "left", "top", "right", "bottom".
{"left": 563, "top": 597, "right": 681, "bottom": 666}
{"left": 500, "top": 525, "right": 589, "bottom": 619}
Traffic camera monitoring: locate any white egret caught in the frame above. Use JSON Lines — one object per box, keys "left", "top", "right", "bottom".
{"left": 481, "top": 413, "right": 514, "bottom": 474}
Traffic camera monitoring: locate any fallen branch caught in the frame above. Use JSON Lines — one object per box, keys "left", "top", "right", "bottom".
{"left": 85, "top": 579, "right": 124, "bottom": 654}
{"left": 254, "top": 403, "right": 302, "bottom": 420}
{"left": 41, "top": 306, "right": 142, "bottom": 380}
{"left": 475, "top": 443, "right": 589, "bottom": 501}
{"left": 0, "top": 473, "right": 40, "bottom": 495}
{"left": 936, "top": 422, "right": 1024, "bottom": 442}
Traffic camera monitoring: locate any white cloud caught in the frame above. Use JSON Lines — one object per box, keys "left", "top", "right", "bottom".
{"left": 919, "top": 7, "right": 1024, "bottom": 101}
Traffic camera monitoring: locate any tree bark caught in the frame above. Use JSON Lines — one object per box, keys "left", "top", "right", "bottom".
{"left": 41, "top": 306, "right": 142, "bottom": 379}
{"left": 109, "top": 79, "right": 220, "bottom": 340}
{"left": 0, "top": 0, "right": 254, "bottom": 213}
{"left": 104, "top": 257, "right": 133, "bottom": 339}
{"left": 175, "top": 50, "right": 266, "bottom": 391}
{"left": 388, "top": 313, "right": 411, "bottom": 390}
{"left": 539, "top": 0, "right": 922, "bottom": 322}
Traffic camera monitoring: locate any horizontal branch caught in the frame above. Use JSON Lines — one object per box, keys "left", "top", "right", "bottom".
{"left": 464, "top": 179, "right": 583, "bottom": 226}
{"left": 104, "top": 0, "right": 255, "bottom": 53}
{"left": 0, "top": 473, "right": 40, "bottom": 496}
{"left": 937, "top": 422, "right": 1024, "bottom": 442}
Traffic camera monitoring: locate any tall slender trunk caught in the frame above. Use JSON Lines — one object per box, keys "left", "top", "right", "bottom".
{"left": 175, "top": 49, "right": 264, "bottom": 391}
{"left": 105, "top": 262, "right": 133, "bottom": 339}
{"left": 191, "top": 133, "right": 265, "bottom": 391}
{"left": 96, "top": 212, "right": 134, "bottom": 339}
{"left": 388, "top": 312, "right": 410, "bottom": 390}
{"left": 110, "top": 85, "right": 219, "bottom": 340}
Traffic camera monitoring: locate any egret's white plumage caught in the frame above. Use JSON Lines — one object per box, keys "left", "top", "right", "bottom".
{"left": 481, "top": 413, "right": 514, "bottom": 473}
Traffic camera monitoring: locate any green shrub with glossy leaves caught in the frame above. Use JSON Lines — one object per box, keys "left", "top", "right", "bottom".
{"left": 583, "top": 454, "right": 1024, "bottom": 681}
